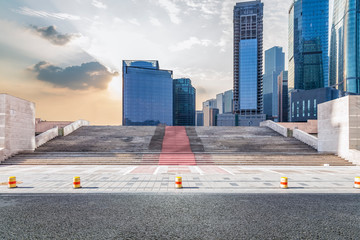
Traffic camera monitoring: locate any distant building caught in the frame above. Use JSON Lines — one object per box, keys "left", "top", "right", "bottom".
{"left": 196, "top": 111, "right": 204, "bottom": 126}
{"left": 217, "top": 114, "right": 266, "bottom": 126}
{"left": 263, "top": 46, "right": 285, "bottom": 121}
{"left": 278, "top": 71, "right": 289, "bottom": 122}
{"left": 203, "top": 107, "right": 219, "bottom": 126}
{"left": 202, "top": 99, "right": 217, "bottom": 110}
{"left": 216, "top": 93, "right": 224, "bottom": 114}
{"left": 122, "top": 60, "right": 173, "bottom": 126}
{"left": 329, "top": 0, "right": 360, "bottom": 94}
{"left": 288, "top": 0, "right": 329, "bottom": 91}
{"left": 289, "top": 87, "right": 340, "bottom": 122}
{"left": 233, "top": 1, "right": 264, "bottom": 115}
{"left": 173, "top": 78, "right": 196, "bottom": 126}
{"left": 223, "top": 90, "right": 233, "bottom": 113}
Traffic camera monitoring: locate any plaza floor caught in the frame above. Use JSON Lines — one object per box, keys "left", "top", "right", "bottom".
{"left": 1, "top": 165, "right": 360, "bottom": 194}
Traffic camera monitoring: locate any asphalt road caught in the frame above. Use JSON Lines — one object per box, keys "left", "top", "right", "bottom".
{"left": 0, "top": 194, "right": 359, "bottom": 239}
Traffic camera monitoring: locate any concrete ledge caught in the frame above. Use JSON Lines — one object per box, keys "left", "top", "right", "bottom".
{"left": 293, "top": 129, "right": 318, "bottom": 150}
{"left": 0, "top": 148, "right": 3, "bottom": 163}
{"left": 35, "top": 127, "right": 59, "bottom": 148}
{"left": 260, "top": 120, "right": 289, "bottom": 137}
{"left": 339, "top": 149, "right": 360, "bottom": 166}
{"left": 63, "top": 120, "right": 90, "bottom": 136}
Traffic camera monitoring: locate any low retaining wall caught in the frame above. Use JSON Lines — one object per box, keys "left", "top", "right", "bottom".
{"left": 293, "top": 129, "right": 318, "bottom": 150}
{"left": 260, "top": 120, "right": 289, "bottom": 137}
{"left": 35, "top": 127, "right": 59, "bottom": 148}
{"left": 63, "top": 120, "right": 90, "bottom": 136}
{"left": 339, "top": 150, "right": 360, "bottom": 166}
{"left": 0, "top": 148, "right": 4, "bottom": 163}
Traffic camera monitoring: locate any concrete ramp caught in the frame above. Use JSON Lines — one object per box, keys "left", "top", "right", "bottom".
{"left": 159, "top": 126, "right": 196, "bottom": 165}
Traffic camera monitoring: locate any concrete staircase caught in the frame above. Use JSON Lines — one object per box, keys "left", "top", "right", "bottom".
{"left": 1, "top": 126, "right": 354, "bottom": 166}
{"left": 2, "top": 152, "right": 353, "bottom": 166}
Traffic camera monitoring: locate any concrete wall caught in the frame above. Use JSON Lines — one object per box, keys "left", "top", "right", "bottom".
{"left": 35, "top": 127, "right": 59, "bottom": 148}
{"left": 0, "top": 94, "right": 35, "bottom": 159}
{"left": 63, "top": 120, "right": 90, "bottom": 136}
{"left": 293, "top": 128, "right": 318, "bottom": 150}
{"left": 0, "top": 148, "right": 4, "bottom": 163}
{"left": 36, "top": 119, "right": 72, "bottom": 133}
{"left": 278, "top": 120, "right": 318, "bottom": 134}
{"left": 260, "top": 120, "right": 289, "bottom": 137}
{"left": 318, "top": 95, "right": 360, "bottom": 165}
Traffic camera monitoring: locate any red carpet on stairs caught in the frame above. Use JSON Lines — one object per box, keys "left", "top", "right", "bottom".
{"left": 159, "top": 126, "right": 196, "bottom": 165}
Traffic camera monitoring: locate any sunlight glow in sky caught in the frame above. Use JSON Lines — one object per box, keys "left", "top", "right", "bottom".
{"left": 0, "top": 0, "right": 333, "bottom": 125}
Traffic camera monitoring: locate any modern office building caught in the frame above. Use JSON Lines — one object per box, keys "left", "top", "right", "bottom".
{"left": 202, "top": 99, "right": 217, "bottom": 110}
{"left": 329, "top": 0, "right": 360, "bottom": 94}
{"left": 216, "top": 93, "right": 224, "bottom": 114}
{"left": 263, "top": 46, "right": 285, "bottom": 121}
{"left": 173, "top": 78, "right": 196, "bottom": 126}
{"left": 196, "top": 111, "right": 204, "bottom": 126}
{"left": 217, "top": 113, "right": 266, "bottom": 126}
{"left": 278, "top": 71, "right": 289, "bottom": 122}
{"left": 223, "top": 90, "right": 234, "bottom": 113}
{"left": 233, "top": 1, "right": 264, "bottom": 115}
{"left": 122, "top": 60, "right": 173, "bottom": 126}
{"left": 289, "top": 87, "right": 340, "bottom": 122}
{"left": 288, "top": 0, "right": 329, "bottom": 91}
{"left": 203, "top": 107, "right": 219, "bottom": 126}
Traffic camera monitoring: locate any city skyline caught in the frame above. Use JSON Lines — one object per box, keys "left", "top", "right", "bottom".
{"left": 0, "top": 0, "right": 334, "bottom": 124}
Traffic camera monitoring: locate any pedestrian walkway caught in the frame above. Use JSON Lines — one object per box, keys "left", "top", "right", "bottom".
{"left": 1, "top": 165, "right": 359, "bottom": 194}
{"left": 159, "top": 126, "right": 196, "bottom": 165}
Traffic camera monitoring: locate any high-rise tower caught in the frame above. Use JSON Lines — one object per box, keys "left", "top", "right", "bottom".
{"left": 263, "top": 46, "right": 285, "bottom": 121}
{"left": 233, "top": 1, "right": 264, "bottom": 115}
{"left": 288, "top": 0, "right": 329, "bottom": 91}
{"left": 329, "top": 0, "right": 360, "bottom": 94}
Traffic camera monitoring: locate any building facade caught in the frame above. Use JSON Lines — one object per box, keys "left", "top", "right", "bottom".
{"left": 223, "top": 90, "right": 234, "bottom": 113}
{"left": 196, "top": 111, "right": 204, "bottom": 126}
{"left": 216, "top": 93, "right": 224, "bottom": 114}
{"left": 233, "top": 1, "right": 264, "bottom": 115}
{"left": 203, "top": 107, "right": 219, "bottom": 126}
{"left": 329, "top": 0, "right": 360, "bottom": 94}
{"left": 122, "top": 60, "right": 173, "bottom": 126}
{"left": 278, "top": 71, "right": 289, "bottom": 122}
{"left": 173, "top": 78, "right": 196, "bottom": 126}
{"left": 289, "top": 87, "right": 340, "bottom": 122}
{"left": 288, "top": 0, "right": 329, "bottom": 92}
{"left": 263, "top": 46, "right": 285, "bottom": 121}
{"left": 202, "top": 99, "right": 217, "bottom": 110}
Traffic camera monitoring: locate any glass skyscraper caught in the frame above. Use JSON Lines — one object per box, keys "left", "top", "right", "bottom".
{"left": 263, "top": 46, "right": 285, "bottom": 121}
{"left": 233, "top": 1, "right": 263, "bottom": 115}
{"left": 330, "top": 0, "right": 360, "bottom": 94}
{"left": 173, "top": 78, "right": 196, "bottom": 126}
{"left": 122, "top": 60, "right": 173, "bottom": 126}
{"left": 288, "top": 0, "right": 329, "bottom": 91}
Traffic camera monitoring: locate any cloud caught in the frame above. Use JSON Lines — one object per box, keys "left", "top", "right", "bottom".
{"left": 128, "top": 18, "right": 140, "bottom": 26}
{"left": 155, "top": 0, "right": 181, "bottom": 24}
{"left": 170, "top": 37, "right": 212, "bottom": 51}
{"left": 150, "top": 17, "right": 162, "bottom": 26}
{"left": 29, "top": 61, "right": 119, "bottom": 90}
{"left": 30, "top": 25, "right": 78, "bottom": 46}
{"left": 92, "top": 0, "right": 107, "bottom": 9}
{"left": 13, "top": 7, "right": 80, "bottom": 20}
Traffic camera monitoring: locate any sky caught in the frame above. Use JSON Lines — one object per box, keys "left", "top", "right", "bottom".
{"left": 0, "top": 0, "right": 333, "bottom": 125}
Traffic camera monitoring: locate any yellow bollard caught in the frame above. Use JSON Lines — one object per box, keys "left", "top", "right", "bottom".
{"left": 175, "top": 176, "right": 182, "bottom": 189}
{"left": 73, "top": 176, "right": 81, "bottom": 189}
{"left": 280, "top": 177, "right": 288, "bottom": 189}
{"left": 354, "top": 177, "right": 360, "bottom": 189}
{"left": 8, "top": 176, "right": 17, "bottom": 188}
